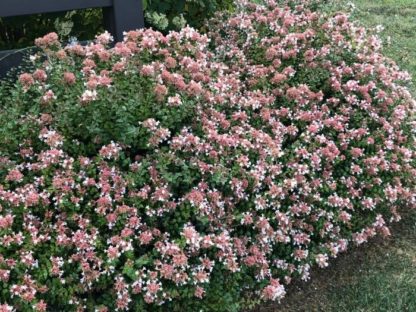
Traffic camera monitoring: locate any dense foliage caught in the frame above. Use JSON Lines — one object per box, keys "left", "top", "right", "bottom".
{"left": 0, "top": 1, "right": 415, "bottom": 311}
{"left": 143, "top": 0, "right": 234, "bottom": 31}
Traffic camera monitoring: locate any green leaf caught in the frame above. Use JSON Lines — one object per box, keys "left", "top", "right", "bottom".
{"left": 135, "top": 255, "right": 151, "bottom": 268}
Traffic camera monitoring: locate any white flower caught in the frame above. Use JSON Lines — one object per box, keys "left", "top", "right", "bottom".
{"left": 81, "top": 90, "right": 98, "bottom": 103}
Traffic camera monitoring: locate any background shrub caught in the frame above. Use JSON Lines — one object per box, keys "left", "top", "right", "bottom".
{"left": 143, "top": 0, "right": 234, "bottom": 31}
{"left": 0, "top": 1, "right": 415, "bottom": 311}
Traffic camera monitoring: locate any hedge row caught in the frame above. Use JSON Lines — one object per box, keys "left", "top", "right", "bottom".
{"left": 0, "top": 1, "right": 415, "bottom": 311}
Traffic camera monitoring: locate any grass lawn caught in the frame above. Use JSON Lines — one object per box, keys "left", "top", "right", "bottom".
{"left": 253, "top": 1, "right": 416, "bottom": 311}
{"left": 349, "top": 0, "right": 416, "bottom": 91}
{"left": 256, "top": 210, "right": 416, "bottom": 312}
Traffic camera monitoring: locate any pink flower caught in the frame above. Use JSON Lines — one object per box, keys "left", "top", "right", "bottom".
{"left": 265, "top": 47, "right": 278, "bottom": 61}
{"left": 19, "top": 73, "right": 34, "bottom": 89}
{"left": 350, "top": 147, "right": 363, "bottom": 158}
{"left": 154, "top": 84, "right": 168, "bottom": 101}
{"left": 168, "top": 95, "right": 182, "bottom": 106}
{"left": 261, "top": 279, "right": 286, "bottom": 301}
{"left": 55, "top": 49, "right": 67, "bottom": 59}
{"left": 41, "top": 90, "right": 56, "bottom": 104}
{"left": 316, "top": 254, "right": 329, "bottom": 268}
{"left": 0, "top": 269, "right": 10, "bottom": 282}
{"left": 141, "top": 65, "right": 155, "bottom": 77}
{"left": 165, "top": 56, "right": 177, "bottom": 69}
{"left": 39, "top": 129, "right": 63, "bottom": 147}
{"left": 63, "top": 72, "right": 76, "bottom": 85}
{"left": 81, "top": 90, "right": 98, "bottom": 103}
{"left": 34, "top": 300, "right": 47, "bottom": 312}
{"left": 0, "top": 304, "right": 14, "bottom": 312}
{"left": 186, "top": 189, "right": 205, "bottom": 207}
{"left": 194, "top": 286, "right": 205, "bottom": 299}
{"left": 35, "top": 32, "right": 59, "bottom": 48}
{"left": 112, "top": 61, "right": 126, "bottom": 72}
{"left": 5, "top": 169, "right": 24, "bottom": 182}
{"left": 139, "top": 231, "right": 153, "bottom": 245}
{"left": 187, "top": 80, "right": 203, "bottom": 96}
{"left": 99, "top": 142, "right": 122, "bottom": 159}
{"left": 147, "top": 281, "right": 161, "bottom": 294}
{"left": 33, "top": 69, "right": 47, "bottom": 82}
{"left": 172, "top": 253, "right": 188, "bottom": 267}
{"left": 271, "top": 73, "right": 287, "bottom": 84}
{"left": 96, "top": 31, "right": 114, "bottom": 45}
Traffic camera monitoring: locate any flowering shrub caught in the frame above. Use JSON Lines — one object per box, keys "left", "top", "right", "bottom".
{"left": 1, "top": 28, "right": 215, "bottom": 157}
{"left": 0, "top": 1, "right": 415, "bottom": 311}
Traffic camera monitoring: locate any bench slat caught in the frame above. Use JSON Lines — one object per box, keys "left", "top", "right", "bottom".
{"left": 0, "top": 0, "right": 112, "bottom": 17}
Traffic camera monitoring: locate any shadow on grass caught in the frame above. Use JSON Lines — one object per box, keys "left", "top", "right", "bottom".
{"left": 252, "top": 210, "right": 416, "bottom": 312}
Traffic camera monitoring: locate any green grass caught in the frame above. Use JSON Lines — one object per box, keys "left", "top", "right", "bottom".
{"left": 255, "top": 211, "right": 416, "bottom": 312}
{"left": 323, "top": 213, "right": 416, "bottom": 312}
{"left": 253, "top": 1, "right": 416, "bottom": 311}
{"left": 343, "top": 0, "right": 416, "bottom": 91}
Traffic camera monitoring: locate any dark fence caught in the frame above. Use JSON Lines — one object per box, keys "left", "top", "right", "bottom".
{"left": 0, "top": 0, "right": 144, "bottom": 78}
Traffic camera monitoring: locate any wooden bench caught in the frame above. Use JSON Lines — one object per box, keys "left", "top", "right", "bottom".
{"left": 0, "top": 0, "right": 144, "bottom": 78}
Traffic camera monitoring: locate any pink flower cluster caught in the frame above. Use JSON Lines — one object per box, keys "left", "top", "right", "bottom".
{"left": 3, "top": 0, "right": 415, "bottom": 310}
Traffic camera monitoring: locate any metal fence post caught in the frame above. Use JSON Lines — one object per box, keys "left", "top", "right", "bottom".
{"left": 103, "top": 0, "right": 144, "bottom": 42}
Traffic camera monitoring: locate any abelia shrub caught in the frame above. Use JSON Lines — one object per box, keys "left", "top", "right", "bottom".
{"left": 1, "top": 27, "right": 216, "bottom": 157}
{"left": 0, "top": 1, "right": 415, "bottom": 311}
